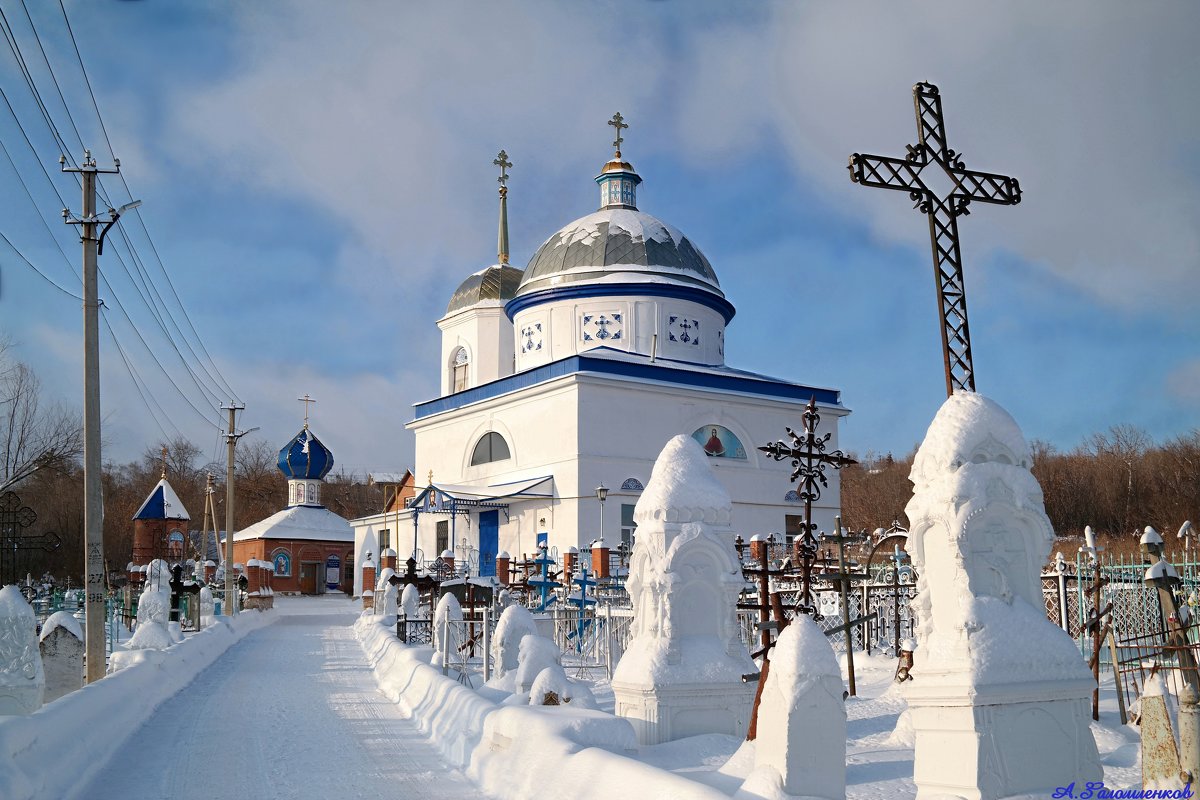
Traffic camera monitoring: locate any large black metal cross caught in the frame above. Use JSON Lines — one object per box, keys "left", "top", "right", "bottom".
{"left": 849, "top": 82, "right": 1021, "bottom": 397}
{"left": 760, "top": 398, "right": 857, "bottom": 544}
{"left": 0, "top": 491, "right": 59, "bottom": 585}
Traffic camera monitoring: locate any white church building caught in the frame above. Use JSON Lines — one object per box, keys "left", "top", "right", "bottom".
{"left": 352, "top": 121, "right": 848, "bottom": 595}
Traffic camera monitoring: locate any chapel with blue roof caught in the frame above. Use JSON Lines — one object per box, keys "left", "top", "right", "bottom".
{"left": 351, "top": 115, "right": 849, "bottom": 592}
{"left": 231, "top": 419, "right": 355, "bottom": 595}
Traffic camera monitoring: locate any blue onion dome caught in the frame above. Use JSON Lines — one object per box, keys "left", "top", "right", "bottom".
{"left": 446, "top": 264, "right": 524, "bottom": 315}
{"left": 277, "top": 427, "right": 334, "bottom": 480}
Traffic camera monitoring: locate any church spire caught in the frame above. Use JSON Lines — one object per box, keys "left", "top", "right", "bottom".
{"left": 597, "top": 112, "right": 641, "bottom": 211}
{"left": 494, "top": 150, "right": 512, "bottom": 265}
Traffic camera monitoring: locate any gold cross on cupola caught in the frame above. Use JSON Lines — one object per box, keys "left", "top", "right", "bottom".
{"left": 608, "top": 112, "right": 628, "bottom": 157}
{"left": 494, "top": 150, "right": 512, "bottom": 189}
{"left": 297, "top": 394, "right": 317, "bottom": 428}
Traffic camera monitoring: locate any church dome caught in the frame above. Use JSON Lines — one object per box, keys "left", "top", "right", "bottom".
{"left": 446, "top": 264, "right": 524, "bottom": 315}
{"left": 277, "top": 428, "right": 334, "bottom": 480}
{"left": 515, "top": 207, "right": 723, "bottom": 299}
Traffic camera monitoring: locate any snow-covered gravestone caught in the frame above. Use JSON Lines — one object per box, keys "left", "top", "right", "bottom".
{"left": 126, "top": 558, "right": 174, "bottom": 652}
{"left": 400, "top": 584, "right": 420, "bottom": 619}
{"left": 432, "top": 592, "right": 463, "bottom": 667}
{"left": 39, "top": 610, "right": 84, "bottom": 704}
{"left": 0, "top": 584, "right": 44, "bottom": 714}
{"left": 746, "top": 615, "right": 845, "bottom": 799}
{"left": 491, "top": 603, "right": 537, "bottom": 681}
{"left": 611, "top": 435, "right": 756, "bottom": 745}
{"left": 904, "top": 393, "right": 1100, "bottom": 799}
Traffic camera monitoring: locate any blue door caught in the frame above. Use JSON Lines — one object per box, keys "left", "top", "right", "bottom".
{"left": 479, "top": 510, "right": 499, "bottom": 577}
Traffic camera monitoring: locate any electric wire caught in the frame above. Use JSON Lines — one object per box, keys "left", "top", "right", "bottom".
{"left": 0, "top": 2, "right": 237, "bottom": 441}
{"left": 101, "top": 310, "right": 180, "bottom": 442}
{"left": 0, "top": 226, "right": 81, "bottom": 300}
{"left": 55, "top": 0, "right": 240, "bottom": 402}
{"left": 17, "top": 0, "right": 85, "bottom": 153}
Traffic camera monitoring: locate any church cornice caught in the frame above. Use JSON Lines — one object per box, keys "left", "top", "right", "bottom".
{"left": 410, "top": 350, "right": 842, "bottom": 422}
{"left": 505, "top": 281, "right": 736, "bottom": 324}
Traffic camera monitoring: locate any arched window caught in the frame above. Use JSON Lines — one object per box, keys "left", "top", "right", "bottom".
{"left": 452, "top": 347, "right": 469, "bottom": 393}
{"left": 470, "top": 431, "right": 511, "bottom": 466}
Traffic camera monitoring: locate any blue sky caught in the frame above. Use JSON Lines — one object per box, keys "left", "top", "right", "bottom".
{"left": 1, "top": 1, "right": 1197, "bottom": 474}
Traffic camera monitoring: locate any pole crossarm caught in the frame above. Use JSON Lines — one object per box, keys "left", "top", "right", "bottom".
{"left": 848, "top": 81, "right": 1021, "bottom": 396}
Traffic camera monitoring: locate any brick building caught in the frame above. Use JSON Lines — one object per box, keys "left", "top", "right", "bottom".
{"left": 231, "top": 424, "right": 354, "bottom": 595}
{"left": 130, "top": 477, "right": 191, "bottom": 576}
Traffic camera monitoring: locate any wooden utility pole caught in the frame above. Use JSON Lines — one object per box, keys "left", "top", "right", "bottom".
{"left": 222, "top": 404, "right": 256, "bottom": 615}
{"left": 62, "top": 150, "right": 121, "bottom": 684}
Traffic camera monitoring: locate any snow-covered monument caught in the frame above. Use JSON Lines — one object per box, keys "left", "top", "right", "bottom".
{"left": 611, "top": 435, "right": 755, "bottom": 744}
{"left": 353, "top": 117, "right": 848, "bottom": 587}
{"left": 903, "top": 392, "right": 1100, "bottom": 799}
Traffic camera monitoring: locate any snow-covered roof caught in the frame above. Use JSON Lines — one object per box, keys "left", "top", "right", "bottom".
{"left": 368, "top": 471, "right": 412, "bottom": 485}
{"left": 233, "top": 504, "right": 353, "bottom": 543}
{"left": 517, "top": 208, "right": 721, "bottom": 298}
{"left": 133, "top": 478, "right": 190, "bottom": 521}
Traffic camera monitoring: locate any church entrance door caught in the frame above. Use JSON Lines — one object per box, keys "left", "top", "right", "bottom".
{"left": 299, "top": 561, "right": 320, "bottom": 594}
{"left": 479, "top": 510, "right": 498, "bottom": 577}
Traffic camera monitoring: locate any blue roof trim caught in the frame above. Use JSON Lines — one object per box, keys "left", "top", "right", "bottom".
{"left": 505, "top": 281, "right": 736, "bottom": 324}
{"left": 413, "top": 353, "right": 840, "bottom": 419}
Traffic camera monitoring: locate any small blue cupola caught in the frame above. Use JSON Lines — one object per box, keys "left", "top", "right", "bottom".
{"left": 133, "top": 478, "right": 190, "bottom": 521}
{"left": 278, "top": 426, "right": 334, "bottom": 507}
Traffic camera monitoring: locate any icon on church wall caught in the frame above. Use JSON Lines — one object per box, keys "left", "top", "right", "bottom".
{"left": 691, "top": 425, "right": 746, "bottom": 459}
{"left": 167, "top": 529, "right": 185, "bottom": 558}
{"left": 273, "top": 550, "right": 291, "bottom": 577}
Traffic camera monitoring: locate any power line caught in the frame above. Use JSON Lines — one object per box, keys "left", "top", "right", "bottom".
{"left": 101, "top": 311, "right": 179, "bottom": 442}
{"left": 0, "top": 225, "right": 81, "bottom": 300}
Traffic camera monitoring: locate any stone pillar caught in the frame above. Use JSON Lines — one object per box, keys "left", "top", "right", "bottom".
{"left": 204, "top": 560, "right": 216, "bottom": 583}
{"left": 496, "top": 551, "right": 511, "bottom": 586}
{"left": 903, "top": 393, "right": 1100, "bottom": 799}
{"left": 440, "top": 549, "right": 455, "bottom": 576}
{"left": 612, "top": 435, "right": 756, "bottom": 745}
{"left": 39, "top": 611, "right": 84, "bottom": 704}
{"left": 381, "top": 547, "right": 398, "bottom": 572}
{"left": 0, "top": 585, "right": 45, "bottom": 714}
{"left": 564, "top": 546, "right": 578, "bottom": 576}
{"left": 362, "top": 558, "right": 376, "bottom": 611}
{"left": 749, "top": 534, "right": 767, "bottom": 562}
{"left": 591, "top": 539, "right": 610, "bottom": 579}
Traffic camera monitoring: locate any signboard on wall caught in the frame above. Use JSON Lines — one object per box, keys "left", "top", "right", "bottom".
{"left": 325, "top": 554, "right": 341, "bottom": 590}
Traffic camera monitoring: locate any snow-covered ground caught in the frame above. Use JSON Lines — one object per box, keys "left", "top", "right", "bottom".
{"left": 358, "top": 612, "right": 1143, "bottom": 800}
{"left": 75, "top": 596, "right": 480, "bottom": 800}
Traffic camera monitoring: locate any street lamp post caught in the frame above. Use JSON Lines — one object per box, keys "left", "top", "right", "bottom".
{"left": 595, "top": 484, "right": 608, "bottom": 542}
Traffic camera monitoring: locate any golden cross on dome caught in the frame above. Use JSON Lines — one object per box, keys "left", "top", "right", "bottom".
{"left": 494, "top": 150, "right": 512, "bottom": 191}
{"left": 297, "top": 394, "right": 316, "bottom": 428}
{"left": 608, "top": 112, "right": 628, "bottom": 157}
{"left": 161, "top": 446, "right": 168, "bottom": 479}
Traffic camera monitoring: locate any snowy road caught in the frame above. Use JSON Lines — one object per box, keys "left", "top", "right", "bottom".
{"left": 79, "top": 597, "right": 483, "bottom": 800}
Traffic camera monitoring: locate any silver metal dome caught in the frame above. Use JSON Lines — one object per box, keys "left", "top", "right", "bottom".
{"left": 445, "top": 264, "right": 524, "bottom": 315}
{"left": 516, "top": 208, "right": 722, "bottom": 298}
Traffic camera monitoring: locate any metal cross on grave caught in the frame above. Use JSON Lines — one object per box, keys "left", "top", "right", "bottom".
{"left": 0, "top": 491, "right": 60, "bottom": 585}
{"left": 849, "top": 82, "right": 1022, "bottom": 397}
{"left": 608, "top": 112, "right": 628, "bottom": 156}
{"left": 759, "top": 397, "right": 857, "bottom": 548}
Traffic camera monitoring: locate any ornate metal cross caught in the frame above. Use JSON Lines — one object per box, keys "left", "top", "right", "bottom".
{"left": 493, "top": 150, "right": 512, "bottom": 189}
{"left": 1, "top": 491, "right": 58, "bottom": 585}
{"left": 608, "top": 112, "right": 628, "bottom": 156}
{"left": 759, "top": 398, "right": 857, "bottom": 544}
{"left": 849, "top": 82, "right": 1021, "bottom": 396}
{"left": 297, "top": 394, "right": 316, "bottom": 427}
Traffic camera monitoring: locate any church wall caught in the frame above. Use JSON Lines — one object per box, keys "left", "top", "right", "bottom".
{"left": 512, "top": 295, "right": 724, "bottom": 372}
{"left": 574, "top": 376, "right": 847, "bottom": 544}
{"left": 438, "top": 305, "right": 515, "bottom": 394}
{"left": 233, "top": 537, "right": 354, "bottom": 595}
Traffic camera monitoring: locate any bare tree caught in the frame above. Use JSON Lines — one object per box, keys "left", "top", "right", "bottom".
{"left": 0, "top": 339, "right": 83, "bottom": 492}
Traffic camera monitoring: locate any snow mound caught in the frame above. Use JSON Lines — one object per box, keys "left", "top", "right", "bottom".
{"left": 634, "top": 435, "right": 731, "bottom": 525}
{"left": 492, "top": 604, "right": 537, "bottom": 677}
{"left": 125, "top": 621, "right": 174, "bottom": 652}
{"left": 514, "top": 634, "right": 561, "bottom": 695}
{"left": 528, "top": 664, "right": 597, "bottom": 709}
{"left": 400, "top": 584, "right": 420, "bottom": 618}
